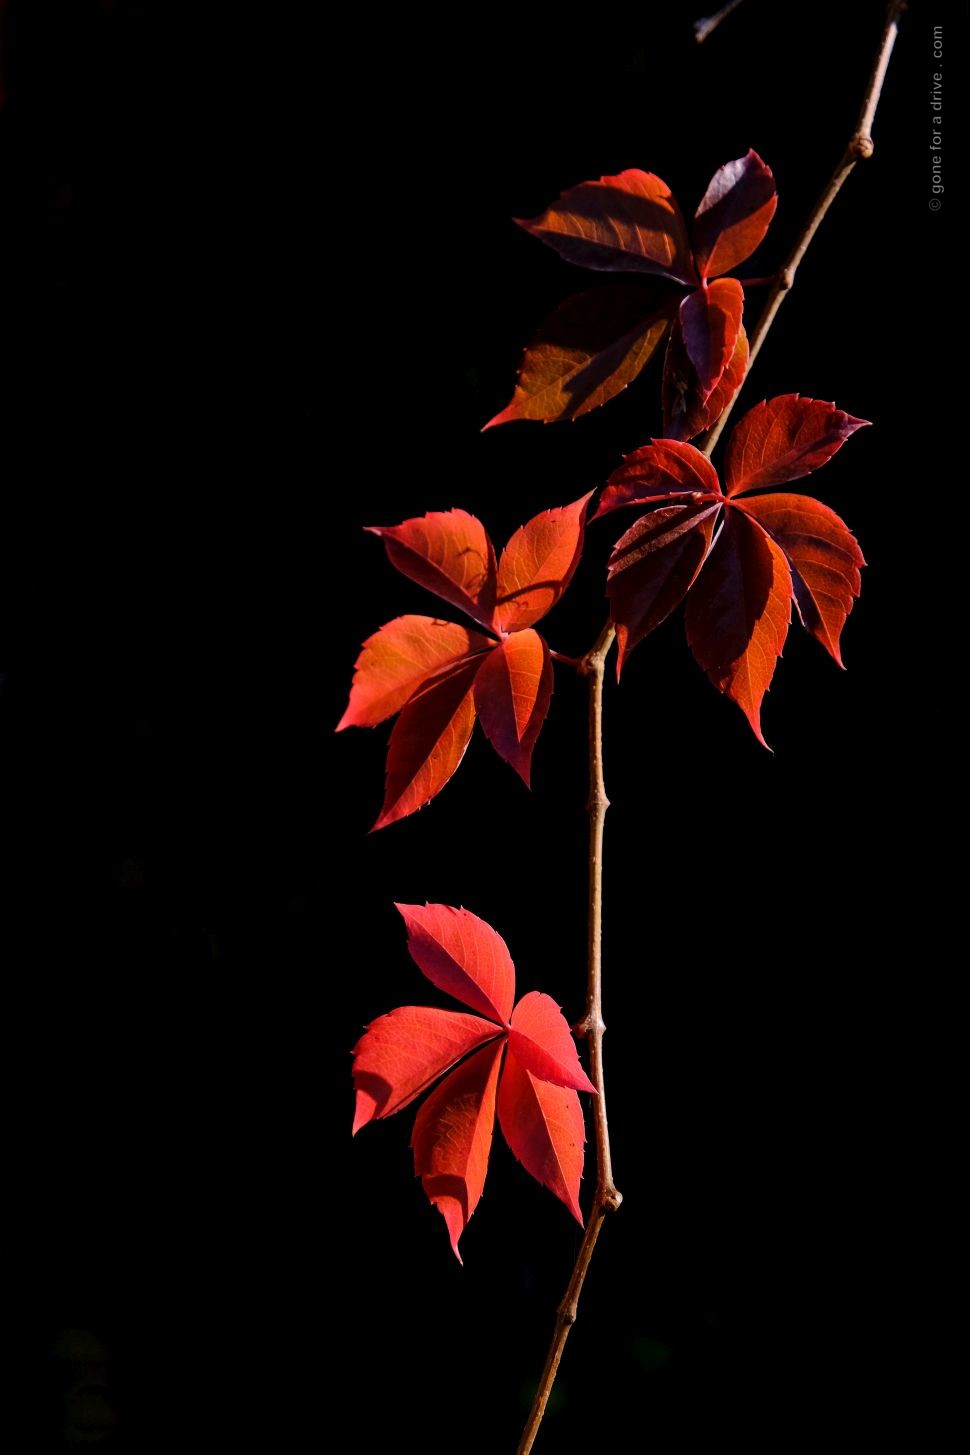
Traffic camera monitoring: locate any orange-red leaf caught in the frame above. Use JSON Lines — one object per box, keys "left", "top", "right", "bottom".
{"left": 494, "top": 493, "right": 593, "bottom": 632}
{"left": 396, "top": 902, "right": 516, "bottom": 1026}
{"left": 508, "top": 992, "right": 596, "bottom": 1093}
{"left": 693, "top": 150, "right": 777, "bottom": 280}
{"left": 594, "top": 438, "right": 721, "bottom": 520}
{"left": 740, "top": 494, "right": 865, "bottom": 667}
{"left": 473, "top": 629, "right": 553, "bottom": 787}
{"left": 367, "top": 511, "right": 497, "bottom": 629}
{"left": 337, "top": 616, "right": 492, "bottom": 730}
{"left": 724, "top": 395, "right": 870, "bottom": 498}
{"left": 374, "top": 657, "right": 481, "bottom": 830}
{"left": 678, "top": 277, "right": 744, "bottom": 400}
{"left": 484, "top": 287, "right": 672, "bottom": 427}
{"left": 498, "top": 1051, "right": 585, "bottom": 1226}
{"left": 663, "top": 325, "right": 748, "bottom": 442}
{"left": 685, "top": 510, "right": 792, "bottom": 747}
{"left": 352, "top": 1006, "right": 502, "bottom": 1132}
{"left": 607, "top": 502, "right": 720, "bottom": 673}
{"left": 515, "top": 169, "right": 696, "bottom": 284}
{"left": 352, "top": 906, "right": 597, "bottom": 1256}
{"left": 411, "top": 1039, "right": 505, "bottom": 1262}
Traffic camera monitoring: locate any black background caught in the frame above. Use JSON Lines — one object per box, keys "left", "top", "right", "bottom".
{"left": 1, "top": 1, "right": 955, "bottom": 1449}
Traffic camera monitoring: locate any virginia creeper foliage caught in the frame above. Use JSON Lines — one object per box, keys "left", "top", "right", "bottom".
{"left": 338, "top": 495, "right": 592, "bottom": 828}
{"left": 486, "top": 151, "right": 776, "bottom": 440}
{"left": 594, "top": 394, "right": 868, "bottom": 744}
{"left": 352, "top": 903, "right": 596, "bottom": 1261}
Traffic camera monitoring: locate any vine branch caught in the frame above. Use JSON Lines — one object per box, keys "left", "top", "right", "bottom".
{"left": 515, "top": 6, "right": 906, "bottom": 1449}
{"left": 516, "top": 619, "right": 620, "bottom": 1455}
{"left": 699, "top": 0, "right": 905, "bottom": 456}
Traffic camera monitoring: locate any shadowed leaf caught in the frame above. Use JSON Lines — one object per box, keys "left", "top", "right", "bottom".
{"left": 607, "top": 502, "right": 719, "bottom": 672}
{"left": 516, "top": 169, "right": 696, "bottom": 283}
{"left": 374, "top": 657, "right": 481, "bottom": 829}
{"left": 740, "top": 493, "right": 864, "bottom": 666}
{"left": 484, "top": 287, "right": 672, "bottom": 427}
{"left": 678, "top": 277, "right": 744, "bottom": 399}
{"left": 693, "top": 149, "right": 777, "bottom": 279}
{"left": 685, "top": 510, "right": 791, "bottom": 746}
{"left": 474, "top": 629, "right": 553, "bottom": 787}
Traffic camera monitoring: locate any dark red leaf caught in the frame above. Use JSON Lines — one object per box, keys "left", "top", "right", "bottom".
{"left": 494, "top": 493, "right": 593, "bottom": 631}
{"left": 473, "top": 629, "right": 553, "bottom": 787}
{"left": 739, "top": 493, "right": 865, "bottom": 666}
{"left": 594, "top": 438, "right": 721, "bottom": 520}
{"left": 411, "top": 1039, "right": 505, "bottom": 1262}
{"left": 396, "top": 902, "right": 516, "bottom": 1026}
{"left": 607, "top": 502, "right": 719, "bottom": 672}
{"left": 685, "top": 509, "right": 792, "bottom": 746}
{"left": 498, "top": 1050, "right": 585, "bottom": 1226}
{"left": 677, "top": 277, "right": 744, "bottom": 400}
{"left": 507, "top": 992, "right": 596, "bottom": 1093}
{"left": 724, "top": 395, "right": 870, "bottom": 497}
{"left": 692, "top": 149, "right": 777, "bottom": 280}
{"left": 337, "top": 616, "right": 492, "bottom": 730}
{"left": 352, "top": 1006, "right": 503, "bottom": 1132}
{"left": 484, "top": 287, "right": 672, "bottom": 427}
{"left": 515, "top": 169, "right": 696, "bottom": 284}
{"left": 374, "top": 657, "right": 481, "bottom": 829}
{"left": 663, "top": 324, "right": 749, "bottom": 442}
{"left": 367, "top": 511, "right": 497, "bottom": 629}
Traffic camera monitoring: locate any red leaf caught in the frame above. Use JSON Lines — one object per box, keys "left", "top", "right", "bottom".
{"left": 685, "top": 509, "right": 792, "bottom": 747}
{"left": 508, "top": 992, "right": 596, "bottom": 1093}
{"left": 374, "top": 657, "right": 481, "bottom": 829}
{"left": 396, "top": 902, "right": 516, "bottom": 1026}
{"left": 515, "top": 169, "right": 696, "bottom": 284}
{"left": 411, "top": 1039, "right": 505, "bottom": 1262}
{"left": 594, "top": 438, "right": 721, "bottom": 520}
{"left": 337, "top": 616, "right": 492, "bottom": 730}
{"left": 724, "top": 395, "right": 871, "bottom": 497}
{"left": 352, "top": 1006, "right": 503, "bottom": 1132}
{"left": 473, "top": 629, "right": 553, "bottom": 787}
{"left": 367, "top": 511, "right": 497, "bottom": 629}
{"left": 692, "top": 150, "right": 777, "bottom": 280}
{"left": 677, "top": 277, "right": 744, "bottom": 400}
{"left": 494, "top": 492, "right": 593, "bottom": 632}
{"left": 353, "top": 906, "right": 596, "bottom": 1258}
{"left": 484, "top": 287, "right": 672, "bottom": 427}
{"left": 607, "top": 502, "right": 720, "bottom": 673}
{"left": 498, "top": 1050, "right": 585, "bottom": 1225}
{"left": 740, "top": 493, "right": 865, "bottom": 667}
{"left": 663, "top": 324, "right": 749, "bottom": 442}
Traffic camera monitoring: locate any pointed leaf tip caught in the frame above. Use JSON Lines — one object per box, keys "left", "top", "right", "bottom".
{"left": 725, "top": 395, "right": 870, "bottom": 497}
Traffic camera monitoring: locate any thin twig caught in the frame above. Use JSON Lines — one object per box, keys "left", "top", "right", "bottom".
{"left": 516, "top": 620, "right": 621, "bottom": 1455}
{"left": 699, "top": 0, "right": 906, "bottom": 457}
{"left": 693, "top": 0, "right": 745, "bottom": 44}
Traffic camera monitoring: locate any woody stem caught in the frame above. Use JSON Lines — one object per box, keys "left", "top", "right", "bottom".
{"left": 516, "top": 621, "right": 621, "bottom": 1455}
